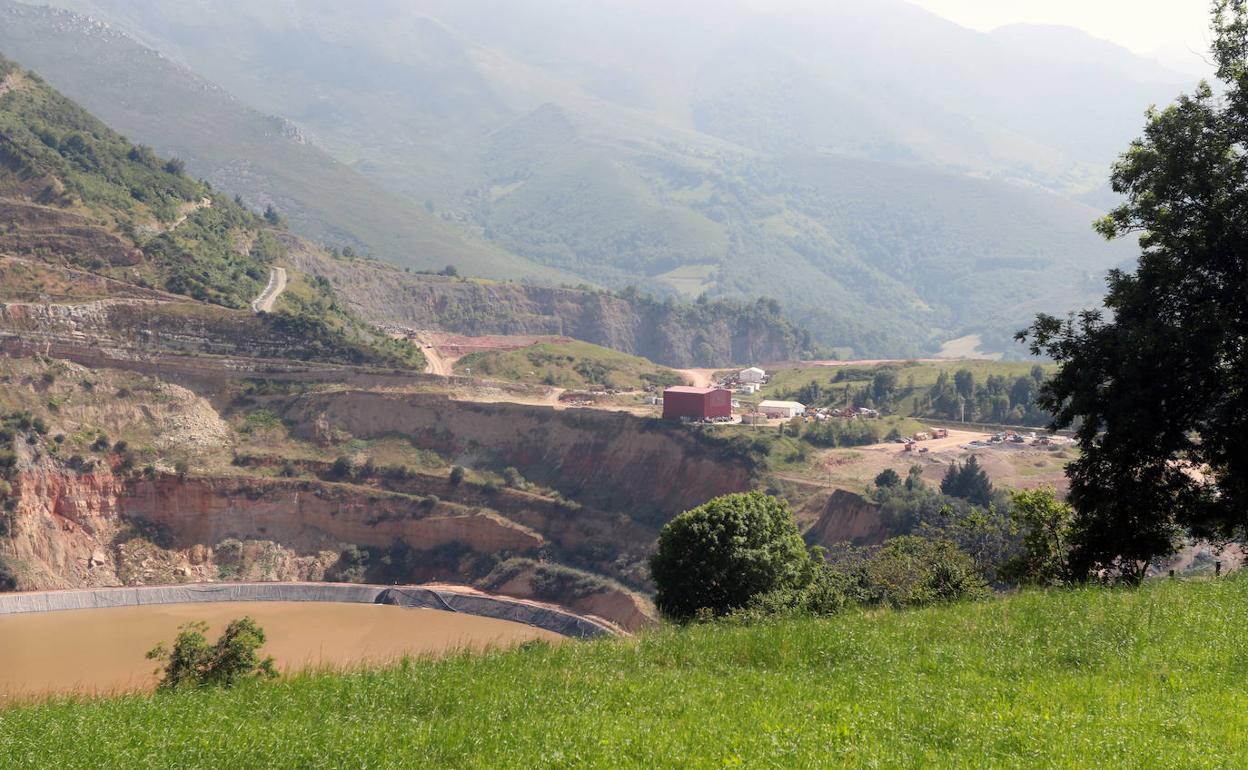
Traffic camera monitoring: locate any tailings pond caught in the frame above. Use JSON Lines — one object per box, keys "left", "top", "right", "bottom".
{"left": 0, "top": 601, "right": 561, "bottom": 698}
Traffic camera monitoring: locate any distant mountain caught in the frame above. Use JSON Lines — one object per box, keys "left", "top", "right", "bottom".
{"left": 21, "top": 0, "right": 1191, "bottom": 355}
{"left": 0, "top": 1, "right": 572, "bottom": 284}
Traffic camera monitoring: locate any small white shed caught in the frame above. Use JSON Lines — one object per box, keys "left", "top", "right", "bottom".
{"left": 758, "top": 400, "right": 806, "bottom": 419}
{"left": 739, "top": 367, "right": 766, "bottom": 384}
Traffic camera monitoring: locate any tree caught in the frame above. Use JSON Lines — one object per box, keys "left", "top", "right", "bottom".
{"left": 874, "top": 468, "right": 902, "bottom": 489}
{"left": 262, "top": 205, "right": 283, "bottom": 226}
{"left": 649, "top": 492, "right": 814, "bottom": 622}
{"left": 1019, "top": 2, "right": 1248, "bottom": 582}
{"left": 954, "top": 369, "right": 975, "bottom": 401}
{"left": 146, "top": 617, "right": 277, "bottom": 690}
{"left": 1003, "top": 487, "right": 1074, "bottom": 586}
{"left": 940, "top": 456, "right": 993, "bottom": 507}
{"left": 870, "top": 370, "right": 899, "bottom": 406}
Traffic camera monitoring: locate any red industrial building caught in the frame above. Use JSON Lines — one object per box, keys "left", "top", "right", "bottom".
{"left": 662, "top": 386, "right": 732, "bottom": 421}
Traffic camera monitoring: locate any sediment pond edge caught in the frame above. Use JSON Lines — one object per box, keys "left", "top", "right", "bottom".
{"left": 0, "top": 583, "right": 614, "bottom": 639}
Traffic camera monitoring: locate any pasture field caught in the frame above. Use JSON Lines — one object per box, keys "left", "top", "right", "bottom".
{"left": 2, "top": 577, "right": 1244, "bottom": 768}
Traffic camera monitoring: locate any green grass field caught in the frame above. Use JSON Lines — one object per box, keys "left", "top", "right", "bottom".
{"left": 3, "top": 577, "right": 1245, "bottom": 768}
{"left": 454, "top": 340, "right": 682, "bottom": 391}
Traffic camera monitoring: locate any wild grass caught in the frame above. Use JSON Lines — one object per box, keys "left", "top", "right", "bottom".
{"left": 2, "top": 578, "right": 1245, "bottom": 768}
{"left": 454, "top": 340, "right": 682, "bottom": 391}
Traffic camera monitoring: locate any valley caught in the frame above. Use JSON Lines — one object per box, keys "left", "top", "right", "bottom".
{"left": 0, "top": 0, "right": 1172, "bottom": 356}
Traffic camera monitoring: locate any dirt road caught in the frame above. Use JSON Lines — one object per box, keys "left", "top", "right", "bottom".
{"left": 251, "top": 267, "right": 287, "bottom": 313}
{"left": 411, "top": 332, "right": 452, "bottom": 376}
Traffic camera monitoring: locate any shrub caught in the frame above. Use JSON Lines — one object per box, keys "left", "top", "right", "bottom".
{"left": 864, "top": 536, "right": 989, "bottom": 608}
{"left": 146, "top": 617, "right": 277, "bottom": 690}
{"left": 502, "top": 467, "right": 527, "bottom": 489}
{"left": 874, "top": 468, "right": 902, "bottom": 489}
{"left": 449, "top": 465, "right": 466, "bottom": 486}
{"left": 650, "top": 491, "right": 815, "bottom": 622}
{"left": 330, "top": 456, "right": 354, "bottom": 480}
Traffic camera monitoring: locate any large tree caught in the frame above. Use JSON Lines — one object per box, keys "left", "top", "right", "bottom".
{"left": 649, "top": 492, "right": 814, "bottom": 622}
{"left": 1020, "top": 2, "right": 1248, "bottom": 581}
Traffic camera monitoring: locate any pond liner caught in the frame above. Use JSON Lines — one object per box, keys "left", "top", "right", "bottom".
{"left": 0, "top": 582, "right": 613, "bottom": 639}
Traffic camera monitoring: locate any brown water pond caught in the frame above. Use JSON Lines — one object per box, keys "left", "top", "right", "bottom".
{"left": 0, "top": 601, "right": 561, "bottom": 699}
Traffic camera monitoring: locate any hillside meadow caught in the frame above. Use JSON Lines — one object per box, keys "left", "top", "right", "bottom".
{"left": 1, "top": 576, "right": 1244, "bottom": 768}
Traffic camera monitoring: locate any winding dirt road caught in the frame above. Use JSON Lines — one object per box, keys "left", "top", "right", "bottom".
{"left": 412, "top": 333, "right": 452, "bottom": 376}
{"left": 251, "top": 267, "right": 288, "bottom": 313}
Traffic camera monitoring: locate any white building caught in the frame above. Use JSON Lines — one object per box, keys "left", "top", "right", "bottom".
{"left": 738, "top": 367, "right": 766, "bottom": 384}
{"left": 758, "top": 400, "right": 806, "bottom": 419}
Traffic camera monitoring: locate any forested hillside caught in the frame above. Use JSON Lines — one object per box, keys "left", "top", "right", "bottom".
{"left": 0, "top": 1, "right": 572, "bottom": 284}
{"left": 12, "top": 0, "right": 1168, "bottom": 356}
{"left": 0, "top": 53, "right": 422, "bottom": 369}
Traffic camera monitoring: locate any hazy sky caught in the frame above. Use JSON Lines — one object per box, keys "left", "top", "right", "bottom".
{"left": 908, "top": 0, "right": 1216, "bottom": 75}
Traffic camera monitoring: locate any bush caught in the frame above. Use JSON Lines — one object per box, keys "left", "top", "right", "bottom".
{"left": 650, "top": 491, "right": 815, "bottom": 622}
{"left": 330, "top": 456, "right": 354, "bottom": 480}
{"left": 864, "top": 536, "right": 989, "bottom": 608}
{"left": 449, "top": 465, "right": 466, "bottom": 487}
{"left": 874, "top": 468, "right": 902, "bottom": 489}
{"left": 146, "top": 617, "right": 277, "bottom": 690}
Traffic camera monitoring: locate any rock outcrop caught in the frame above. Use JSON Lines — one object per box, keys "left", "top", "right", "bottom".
{"left": 293, "top": 250, "right": 813, "bottom": 367}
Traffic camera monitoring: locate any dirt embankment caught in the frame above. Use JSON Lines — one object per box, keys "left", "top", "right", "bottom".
{"left": 278, "top": 391, "right": 756, "bottom": 521}
{"left": 239, "top": 457, "right": 657, "bottom": 557}
{"left": 123, "top": 475, "right": 544, "bottom": 555}
{"left": 803, "top": 489, "right": 890, "bottom": 548}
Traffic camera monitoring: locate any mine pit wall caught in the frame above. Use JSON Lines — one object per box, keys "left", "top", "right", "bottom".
{"left": 8, "top": 464, "right": 127, "bottom": 589}
{"left": 0, "top": 335, "right": 550, "bottom": 401}
{"left": 121, "top": 476, "right": 544, "bottom": 555}
{"left": 0, "top": 583, "right": 615, "bottom": 639}
{"left": 279, "top": 391, "right": 757, "bottom": 522}
{"left": 803, "top": 489, "right": 891, "bottom": 548}
{"left": 242, "top": 458, "right": 658, "bottom": 558}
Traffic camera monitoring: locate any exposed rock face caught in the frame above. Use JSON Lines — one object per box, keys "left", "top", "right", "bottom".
{"left": 803, "top": 489, "right": 888, "bottom": 548}
{"left": 123, "top": 476, "right": 545, "bottom": 554}
{"left": 8, "top": 464, "right": 126, "bottom": 589}
{"left": 293, "top": 250, "right": 810, "bottom": 367}
{"left": 0, "top": 298, "right": 318, "bottom": 360}
{"left": 279, "top": 391, "right": 757, "bottom": 522}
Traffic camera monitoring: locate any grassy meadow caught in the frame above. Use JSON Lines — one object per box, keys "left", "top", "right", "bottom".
{"left": 454, "top": 340, "right": 683, "bottom": 391}
{"left": 2, "top": 577, "right": 1244, "bottom": 768}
